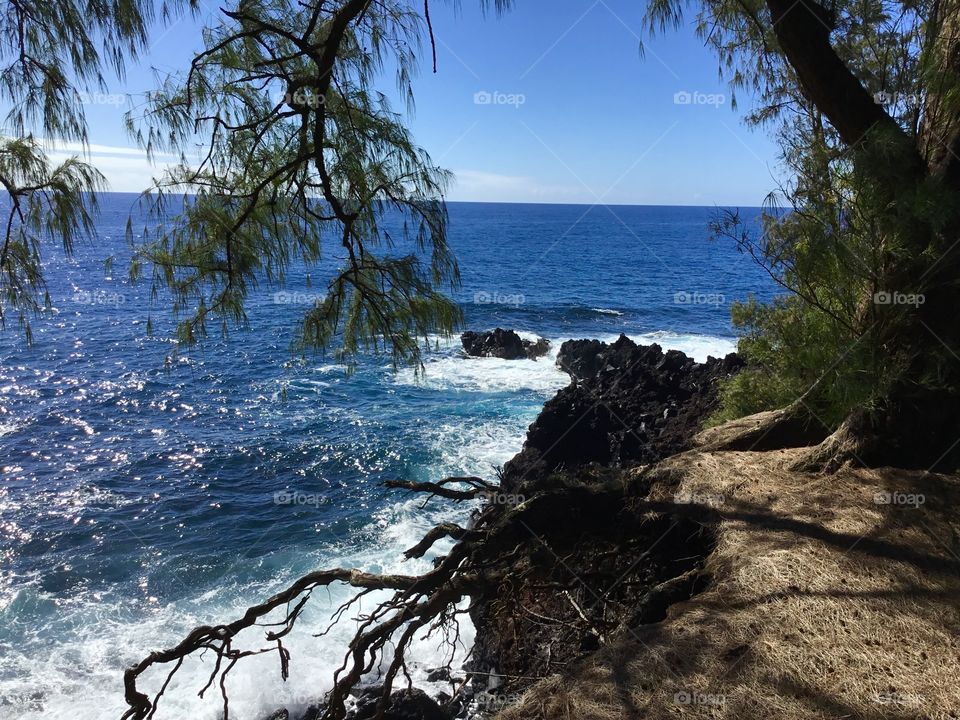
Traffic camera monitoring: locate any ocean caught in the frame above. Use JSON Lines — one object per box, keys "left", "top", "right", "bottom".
{"left": 0, "top": 197, "right": 775, "bottom": 719}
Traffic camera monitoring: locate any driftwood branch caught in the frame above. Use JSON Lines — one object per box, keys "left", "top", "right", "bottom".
{"left": 122, "top": 569, "right": 419, "bottom": 720}
{"left": 121, "top": 554, "right": 503, "bottom": 720}
{"left": 121, "top": 469, "right": 528, "bottom": 720}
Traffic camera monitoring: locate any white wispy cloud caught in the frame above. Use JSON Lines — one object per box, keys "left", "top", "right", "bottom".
{"left": 14, "top": 140, "right": 600, "bottom": 202}
{"left": 449, "top": 169, "right": 589, "bottom": 203}
{"left": 21, "top": 139, "right": 180, "bottom": 193}
{"left": 41, "top": 140, "right": 176, "bottom": 158}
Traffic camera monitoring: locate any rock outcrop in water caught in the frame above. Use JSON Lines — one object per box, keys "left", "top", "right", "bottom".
{"left": 502, "top": 334, "right": 743, "bottom": 492}
{"left": 460, "top": 329, "right": 550, "bottom": 360}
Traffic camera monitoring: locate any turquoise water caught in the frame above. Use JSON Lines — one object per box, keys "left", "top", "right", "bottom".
{"left": 0, "top": 197, "right": 774, "bottom": 719}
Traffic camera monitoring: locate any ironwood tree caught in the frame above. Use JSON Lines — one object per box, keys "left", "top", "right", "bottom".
{"left": 0, "top": 0, "right": 957, "bottom": 718}
{"left": 660, "top": 0, "right": 960, "bottom": 470}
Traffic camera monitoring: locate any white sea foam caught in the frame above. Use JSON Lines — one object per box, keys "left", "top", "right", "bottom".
{"left": 590, "top": 307, "right": 624, "bottom": 316}
{"left": 0, "top": 414, "right": 530, "bottom": 720}
{"left": 616, "top": 331, "right": 737, "bottom": 362}
{"left": 428, "top": 417, "right": 531, "bottom": 477}
{"left": 0, "top": 501, "right": 479, "bottom": 720}
{"left": 395, "top": 343, "right": 568, "bottom": 396}
{"left": 395, "top": 329, "right": 734, "bottom": 395}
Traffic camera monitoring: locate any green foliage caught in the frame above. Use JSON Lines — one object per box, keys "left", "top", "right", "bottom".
{"left": 0, "top": 0, "right": 464, "bottom": 366}
{"left": 0, "top": 0, "right": 184, "bottom": 143}
{"left": 642, "top": 0, "right": 960, "bottom": 428}
{"left": 705, "top": 136, "right": 934, "bottom": 427}
{"left": 708, "top": 294, "right": 887, "bottom": 428}
{"left": 0, "top": 0, "right": 185, "bottom": 340}
{"left": 0, "top": 137, "right": 105, "bottom": 339}
{"left": 126, "top": 0, "right": 462, "bottom": 366}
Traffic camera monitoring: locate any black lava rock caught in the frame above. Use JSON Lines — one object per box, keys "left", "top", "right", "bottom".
{"left": 503, "top": 334, "right": 743, "bottom": 492}
{"left": 461, "top": 329, "right": 550, "bottom": 360}
{"left": 351, "top": 687, "right": 451, "bottom": 720}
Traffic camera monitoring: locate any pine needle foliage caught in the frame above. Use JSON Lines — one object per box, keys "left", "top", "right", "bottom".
{"left": 0, "top": 0, "right": 176, "bottom": 338}
{"left": 642, "top": 0, "right": 960, "bottom": 427}
{"left": 126, "top": 0, "right": 463, "bottom": 366}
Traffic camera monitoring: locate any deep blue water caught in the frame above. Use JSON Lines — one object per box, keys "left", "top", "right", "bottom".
{"left": 0, "top": 196, "right": 775, "bottom": 719}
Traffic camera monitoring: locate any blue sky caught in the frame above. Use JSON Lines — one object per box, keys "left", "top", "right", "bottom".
{"left": 63, "top": 0, "right": 781, "bottom": 205}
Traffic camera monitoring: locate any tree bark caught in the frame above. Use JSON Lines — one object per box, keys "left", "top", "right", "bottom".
{"left": 764, "top": 0, "right": 916, "bottom": 153}
{"left": 761, "top": 0, "right": 960, "bottom": 471}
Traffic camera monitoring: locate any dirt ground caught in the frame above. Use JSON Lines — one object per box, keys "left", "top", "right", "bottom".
{"left": 496, "top": 446, "right": 960, "bottom": 720}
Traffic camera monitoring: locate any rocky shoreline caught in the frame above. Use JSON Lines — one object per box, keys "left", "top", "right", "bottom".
{"left": 503, "top": 334, "right": 743, "bottom": 494}
{"left": 467, "top": 333, "right": 741, "bottom": 716}
{"left": 261, "top": 331, "right": 742, "bottom": 720}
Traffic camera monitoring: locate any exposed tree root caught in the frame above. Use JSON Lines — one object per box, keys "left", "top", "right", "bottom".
{"left": 384, "top": 476, "right": 498, "bottom": 501}
{"left": 121, "top": 476, "right": 502, "bottom": 720}
{"left": 121, "top": 568, "right": 422, "bottom": 720}
{"left": 120, "top": 474, "right": 529, "bottom": 720}
{"left": 120, "top": 473, "right": 720, "bottom": 720}
{"left": 788, "top": 410, "right": 876, "bottom": 473}
{"left": 122, "top": 551, "right": 494, "bottom": 720}
{"left": 618, "top": 567, "right": 712, "bottom": 630}
{"left": 694, "top": 402, "right": 829, "bottom": 453}
{"left": 791, "top": 388, "right": 960, "bottom": 473}
{"left": 402, "top": 522, "right": 475, "bottom": 559}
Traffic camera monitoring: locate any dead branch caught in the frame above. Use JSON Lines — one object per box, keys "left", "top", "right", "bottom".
{"left": 121, "top": 569, "right": 418, "bottom": 720}
{"left": 402, "top": 522, "right": 474, "bottom": 559}
{"left": 121, "top": 515, "right": 505, "bottom": 720}
{"left": 384, "top": 476, "right": 498, "bottom": 501}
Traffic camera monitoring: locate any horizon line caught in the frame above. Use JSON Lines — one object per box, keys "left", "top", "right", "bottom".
{"left": 89, "top": 190, "right": 768, "bottom": 210}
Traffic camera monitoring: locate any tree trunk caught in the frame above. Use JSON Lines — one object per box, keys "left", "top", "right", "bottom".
{"left": 761, "top": 0, "right": 960, "bottom": 472}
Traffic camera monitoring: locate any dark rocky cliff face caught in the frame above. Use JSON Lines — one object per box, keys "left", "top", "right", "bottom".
{"left": 463, "top": 335, "right": 741, "bottom": 711}
{"left": 502, "top": 334, "right": 743, "bottom": 493}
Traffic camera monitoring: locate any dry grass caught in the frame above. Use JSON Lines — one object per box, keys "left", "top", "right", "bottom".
{"left": 495, "top": 447, "right": 960, "bottom": 720}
